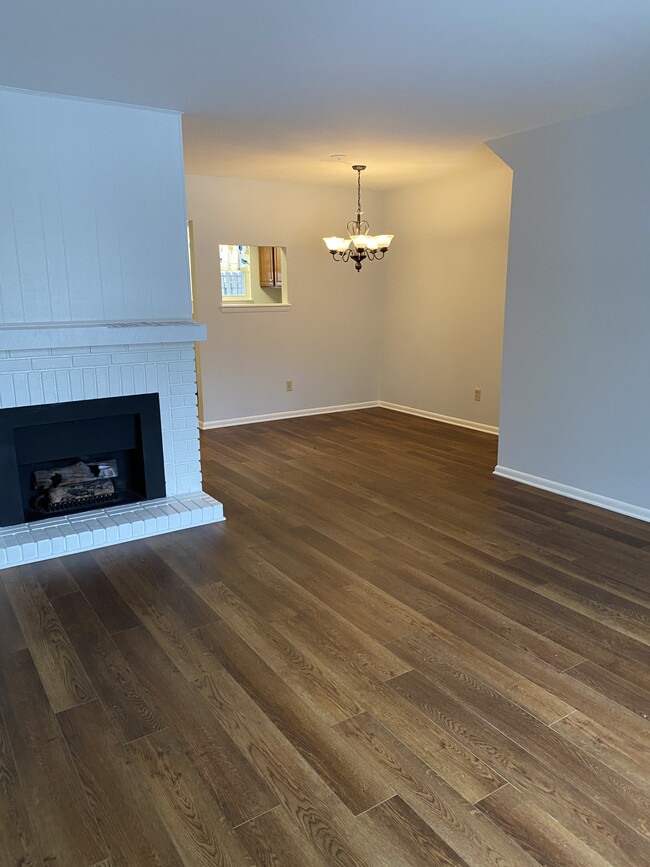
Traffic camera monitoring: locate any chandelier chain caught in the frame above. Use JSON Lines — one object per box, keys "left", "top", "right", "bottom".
{"left": 357, "top": 168, "right": 362, "bottom": 222}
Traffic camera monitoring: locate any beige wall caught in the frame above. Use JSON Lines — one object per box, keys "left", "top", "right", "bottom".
{"left": 187, "top": 153, "right": 511, "bottom": 429}
{"left": 380, "top": 148, "right": 512, "bottom": 430}
{"left": 186, "top": 175, "right": 382, "bottom": 424}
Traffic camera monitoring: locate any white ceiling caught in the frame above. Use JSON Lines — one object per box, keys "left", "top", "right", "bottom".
{"left": 2, "top": 0, "right": 650, "bottom": 188}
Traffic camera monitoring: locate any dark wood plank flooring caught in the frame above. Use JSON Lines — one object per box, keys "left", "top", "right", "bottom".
{"left": 1, "top": 407, "right": 650, "bottom": 866}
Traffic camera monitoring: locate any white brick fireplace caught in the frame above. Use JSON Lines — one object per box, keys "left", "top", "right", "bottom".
{"left": 0, "top": 88, "right": 225, "bottom": 568}
{"left": 0, "top": 321, "right": 224, "bottom": 568}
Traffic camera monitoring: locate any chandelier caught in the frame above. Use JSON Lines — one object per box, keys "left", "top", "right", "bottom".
{"left": 323, "top": 165, "right": 394, "bottom": 272}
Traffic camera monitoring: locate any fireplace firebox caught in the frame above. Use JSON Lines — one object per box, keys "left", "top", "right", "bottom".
{"left": 0, "top": 394, "right": 166, "bottom": 527}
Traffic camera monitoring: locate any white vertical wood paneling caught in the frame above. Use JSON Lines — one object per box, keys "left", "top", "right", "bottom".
{"left": 0, "top": 88, "right": 192, "bottom": 324}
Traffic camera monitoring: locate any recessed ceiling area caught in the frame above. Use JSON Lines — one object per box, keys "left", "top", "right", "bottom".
{"left": 2, "top": 0, "right": 650, "bottom": 187}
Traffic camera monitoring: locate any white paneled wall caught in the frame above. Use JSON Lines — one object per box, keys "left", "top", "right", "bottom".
{"left": 0, "top": 88, "right": 192, "bottom": 323}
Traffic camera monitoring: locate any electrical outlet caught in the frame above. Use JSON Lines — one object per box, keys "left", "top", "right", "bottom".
{"left": 286, "top": 380, "right": 293, "bottom": 392}
{"left": 474, "top": 388, "right": 481, "bottom": 401}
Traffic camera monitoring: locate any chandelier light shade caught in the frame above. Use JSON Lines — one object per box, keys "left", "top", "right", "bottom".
{"left": 323, "top": 165, "right": 394, "bottom": 272}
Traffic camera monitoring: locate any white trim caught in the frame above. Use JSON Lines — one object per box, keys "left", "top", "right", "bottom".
{"left": 378, "top": 402, "right": 499, "bottom": 435}
{"left": 200, "top": 401, "right": 379, "bottom": 429}
{"left": 219, "top": 303, "right": 291, "bottom": 313}
{"left": 0, "top": 320, "right": 207, "bottom": 350}
{"left": 200, "top": 400, "right": 500, "bottom": 434}
{"left": 493, "top": 465, "right": 650, "bottom": 524}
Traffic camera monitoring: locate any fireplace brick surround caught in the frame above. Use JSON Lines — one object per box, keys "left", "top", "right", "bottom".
{"left": 0, "top": 324, "right": 224, "bottom": 568}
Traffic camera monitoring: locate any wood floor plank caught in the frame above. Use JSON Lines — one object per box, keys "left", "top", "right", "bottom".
{"left": 0, "top": 705, "right": 42, "bottom": 867}
{"left": 194, "top": 582, "right": 361, "bottom": 724}
{"left": 270, "top": 590, "right": 412, "bottom": 683}
{"left": 535, "top": 580, "right": 650, "bottom": 646}
{"left": 290, "top": 523, "right": 430, "bottom": 600}
{"left": 51, "top": 591, "right": 165, "bottom": 743}
{"left": 336, "top": 712, "right": 538, "bottom": 867}
{"left": 158, "top": 527, "right": 305, "bottom": 619}
{"left": 255, "top": 534, "right": 423, "bottom": 642}
{"left": 569, "top": 505, "right": 650, "bottom": 544}
{"left": 272, "top": 487, "right": 389, "bottom": 554}
{"left": 571, "top": 545, "right": 650, "bottom": 587}
{"left": 274, "top": 616, "right": 504, "bottom": 803}
{"left": 113, "top": 624, "right": 279, "bottom": 827}
{"left": 375, "top": 540, "right": 564, "bottom": 633}
{"left": 29, "top": 557, "right": 78, "bottom": 598}
{"left": 389, "top": 667, "right": 650, "bottom": 864}
{"left": 0, "top": 649, "right": 106, "bottom": 866}
{"left": 194, "top": 667, "right": 390, "bottom": 867}
{"left": 235, "top": 805, "right": 329, "bottom": 867}
{"left": 96, "top": 549, "right": 222, "bottom": 681}
{"left": 550, "top": 711, "right": 650, "bottom": 787}
{"left": 127, "top": 728, "right": 257, "bottom": 866}
{"left": 5, "top": 577, "right": 95, "bottom": 712}
{"left": 58, "top": 699, "right": 185, "bottom": 867}
{"left": 412, "top": 613, "right": 650, "bottom": 750}
{"left": 478, "top": 783, "right": 614, "bottom": 867}
{"left": 360, "top": 795, "right": 472, "bottom": 867}
{"left": 546, "top": 621, "right": 650, "bottom": 672}
{"left": 215, "top": 544, "right": 308, "bottom": 621}
{"left": 95, "top": 543, "right": 216, "bottom": 632}
{"left": 508, "top": 553, "right": 650, "bottom": 610}
{"left": 195, "top": 618, "right": 395, "bottom": 815}
{"left": 427, "top": 558, "right": 574, "bottom": 632}
{"left": 565, "top": 659, "right": 650, "bottom": 718}
{"left": 0, "top": 581, "right": 26, "bottom": 656}
{"left": 359, "top": 556, "right": 446, "bottom": 611}
{"left": 387, "top": 567, "right": 584, "bottom": 671}
{"left": 403, "top": 610, "right": 574, "bottom": 724}
{"left": 142, "top": 525, "right": 234, "bottom": 587}
{"left": 419, "top": 604, "right": 650, "bottom": 742}
{"left": 390, "top": 633, "right": 650, "bottom": 832}
{"left": 62, "top": 552, "right": 140, "bottom": 634}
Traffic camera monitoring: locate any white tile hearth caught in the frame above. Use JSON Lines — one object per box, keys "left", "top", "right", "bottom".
{"left": 0, "top": 493, "right": 224, "bottom": 568}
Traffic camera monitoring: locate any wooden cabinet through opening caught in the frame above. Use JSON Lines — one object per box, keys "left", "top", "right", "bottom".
{"left": 259, "top": 246, "right": 282, "bottom": 289}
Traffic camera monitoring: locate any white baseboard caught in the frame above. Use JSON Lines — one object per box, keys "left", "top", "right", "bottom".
{"left": 494, "top": 465, "right": 650, "bottom": 524}
{"left": 200, "top": 400, "right": 499, "bottom": 435}
{"left": 378, "top": 401, "right": 499, "bottom": 435}
{"left": 199, "top": 401, "right": 380, "bottom": 429}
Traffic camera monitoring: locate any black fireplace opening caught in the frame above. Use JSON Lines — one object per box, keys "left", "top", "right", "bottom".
{"left": 0, "top": 394, "right": 166, "bottom": 527}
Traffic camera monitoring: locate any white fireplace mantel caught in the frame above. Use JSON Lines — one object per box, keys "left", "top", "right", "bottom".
{"left": 0, "top": 319, "right": 224, "bottom": 569}
{"left": 0, "top": 319, "right": 207, "bottom": 351}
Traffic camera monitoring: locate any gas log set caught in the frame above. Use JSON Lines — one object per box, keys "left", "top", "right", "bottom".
{"left": 31, "top": 459, "right": 119, "bottom": 513}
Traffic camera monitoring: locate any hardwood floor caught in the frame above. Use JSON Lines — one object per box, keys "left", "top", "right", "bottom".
{"left": 1, "top": 407, "right": 650, "bottom": 866}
